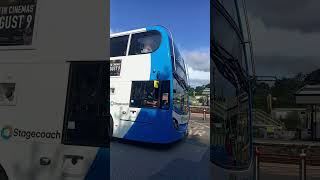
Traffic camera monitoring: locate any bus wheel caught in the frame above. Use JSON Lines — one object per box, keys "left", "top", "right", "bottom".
{"left": 0, "top": 165, "right": 8, "bottom": 180}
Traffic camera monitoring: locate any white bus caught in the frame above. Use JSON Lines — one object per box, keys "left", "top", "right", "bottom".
{"left": 0, "top": 0, "right": 109, "bottom": 179}
{"left": 110, "top": 26, "right": 190, "bottom": 144}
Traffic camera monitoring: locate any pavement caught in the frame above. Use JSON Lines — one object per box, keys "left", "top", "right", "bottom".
{"left": 260, "top": 163, "right": 320, "bottom": 180}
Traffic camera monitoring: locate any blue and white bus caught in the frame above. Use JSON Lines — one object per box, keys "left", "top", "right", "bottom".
{"left": 110, "top": 26, "right": 189, "bottom": 144}
{"left": 211, "top": 0, "right": 255, "bottom": 179}
{"left": 0, "top": 0, "right": 109, "bottom": 179}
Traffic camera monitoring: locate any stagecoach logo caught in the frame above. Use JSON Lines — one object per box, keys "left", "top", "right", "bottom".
{"left": 110, "top": 101, "right": 129, "bottom": 106}
{"left": 1, "top": 126, "right": 13, "bottom": 139}
{"left": 0, "top": 125, "right": 61, "bottom": 140}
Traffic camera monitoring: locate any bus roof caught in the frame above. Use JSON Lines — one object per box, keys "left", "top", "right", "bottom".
{"left": 110, "top": 25, "right": 171, "bottom": 38}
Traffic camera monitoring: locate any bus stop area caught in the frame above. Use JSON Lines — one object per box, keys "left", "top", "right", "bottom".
{"left": 110, "top": 113, "right": 212, "bottom": 180}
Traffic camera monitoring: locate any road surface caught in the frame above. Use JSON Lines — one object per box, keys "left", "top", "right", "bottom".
{"left": 110, "top": 113, "right": 320, "bottom": 179}
{"left": 110, "top": 113, "right": 212, "bottom": 180}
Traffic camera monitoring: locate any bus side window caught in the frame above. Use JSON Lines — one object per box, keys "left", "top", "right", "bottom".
{"left": 130, "top": 81, "right": 160, "bottom": 108}
{"left": 111, "top": 35, "right": 129, "bottom": 57}
{"left": 183, "top": 93, "right": 189, "bottom": 113}
{"left": 160, "top": 80, "right": 170, "bottom": 110}
{"left": 173, "top": 79, "right": 183, "bottom": 113}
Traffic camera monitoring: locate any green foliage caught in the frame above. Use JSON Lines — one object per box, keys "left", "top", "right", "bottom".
{"left": 253, "top": 72, "right": 309, "bottom": 110}
{"left": 271, "top": 73, "right": 305, "bottom": 108}
{"left": 253, "top": 82, "right": 270, "bottom": 112}
{"left": 187, "top": 86, "right": 195, "bottom": 96}
{"left": 305, "top": 69, "right": 320, "bottom": 85}
{"left": 188, "top": 84, "right": 210, "bottom": 96}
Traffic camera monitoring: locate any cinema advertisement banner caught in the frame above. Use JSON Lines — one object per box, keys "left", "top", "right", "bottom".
{"left": 0, "top": 0, "right": 37, "bottom": 47}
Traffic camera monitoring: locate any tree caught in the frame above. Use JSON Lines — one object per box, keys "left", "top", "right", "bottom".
{"left": 253, "top": 82, "right": 270, "bottom": 111}
{"left": 271, "top": 75, "right": 304, "bottom": 108}
{"left": 305, "top": 69, "right": 320, "bottom": 85}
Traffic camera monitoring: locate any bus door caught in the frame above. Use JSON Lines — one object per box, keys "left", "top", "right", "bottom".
{"left": 61, "top": 61, "right": 109, "bottom": 179}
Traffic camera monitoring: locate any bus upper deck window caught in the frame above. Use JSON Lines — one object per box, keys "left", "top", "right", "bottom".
{"left": 111, "top": 35, "right": 129, "bottom": 57}
{"left": 129, "top": 30, "right": 161, "bottom": 55}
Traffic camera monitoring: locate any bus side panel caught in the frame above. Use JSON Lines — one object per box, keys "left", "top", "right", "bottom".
{"left": 123, "top": 109, "right": 184, "bottom": 143}
{"left": 172, "top": 111, "right": 189, "bottom": 127}
{"left": 0, "top": 64, "right": 107, "bottom": 180}
{"left": 60, "top": 145, "right": 102, "bottom": 180}
{"left": 111, "top": 54, "right": 151, "bottom": 139}
{"left": 111, "top": 81, "right": 134, "bottom": 138}
{"left": 147, "top": 26, "right": 172, "bottom": 81}
{"left": 84, "top": 147, "right": 109, "bottom": 180}
{"left": 0, "top": 63, "right": 68, "bottom": 180}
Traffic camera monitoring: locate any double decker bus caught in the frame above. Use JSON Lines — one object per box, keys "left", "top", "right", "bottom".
{"left": 0, "top": 0, "right": 110, "bottom": 179}
{"left": 211, "top": 0, "right": 255, "bottom": 179}
{"left": 110, "top": 26, "right": 189, "bottom": 143}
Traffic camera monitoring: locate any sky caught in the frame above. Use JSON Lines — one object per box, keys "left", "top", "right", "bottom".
{"left": 245, "top": 0, "right": 320, "bottom": 78}
{"left": 110, "top": 0, "right": 210, "bottom": 87}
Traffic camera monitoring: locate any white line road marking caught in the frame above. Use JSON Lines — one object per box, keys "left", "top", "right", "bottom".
{"left": 190, "top": 120, "right": 210, "bottom": 129}
{"left": 189, "top": 129, "right": 208, "bottom": 136}
{"left": 189, "top": 120, "right": 210, "bottom": 136}
{"left": 193, "top": 130, "right": 206, "bottom": 137}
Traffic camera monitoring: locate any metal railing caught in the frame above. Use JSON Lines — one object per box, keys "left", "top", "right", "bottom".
{"left": 254, "top": 148, "right": 320, "bottom": 180}
{"left": 252, "top": 109, "right": 285, "bottom": 129}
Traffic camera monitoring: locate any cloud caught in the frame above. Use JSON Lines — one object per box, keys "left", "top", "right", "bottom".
{"left": 182, "top": 48, "right": 210, "bottom": 72}
{"left": 255, "top": 56, "right": 320, "bottom": 77}
{"left": 246, "top": 0, "right": 320, "bottom": 33}
{"left": 247, "top": 15, "right": 320, "bottom": 77}
{"left": 179, "top": 48, "right": 210, "bottom": 87}
{"left": 187, "top": 67, "right": 210, "bottom": 87}
{"left": 250, "top": 16, "right": 320, "bottom": 58}
{"left": 187, "top": 66, "right": 210, "bottom": 80}
{"left": 189, "top": 79, "right": 210, "bottom": 87}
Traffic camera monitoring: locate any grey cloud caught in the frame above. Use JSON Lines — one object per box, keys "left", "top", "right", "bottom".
{"left": 182, "top": 49, "right": 210, "bottom": 72}
{"left": 250, "top": 16, "right": 320, "bottom": 58}
{"left": 246, "top": 0, "right": 320, "bottom": 33}
{"left": 189, "top": 79, "right": 210, "bottom": 87}
{"left": 254, "top": 55, "right": 320, "bottom": 78}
